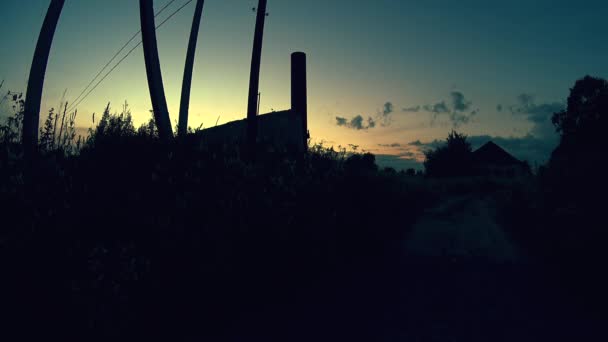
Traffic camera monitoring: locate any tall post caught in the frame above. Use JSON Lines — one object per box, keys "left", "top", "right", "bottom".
{"left": 178, "top": 0, "right": 205, "bottom": 137}
{"left": 246, "top": 0, "right": 268, "bottom": 155}
{"left": 23, "top": 0, "right": 65, "bottom": 155}
{"left": 139, "top": 0, "right": 173, "bottom": 140}
{"left": 291, "top": 52, "right": 308, "bottom": 149}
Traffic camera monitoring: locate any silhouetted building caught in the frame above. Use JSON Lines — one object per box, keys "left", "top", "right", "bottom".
{"left": 472, "top": 141, "right": 530, "bottom": 178}
{"left": 196, "top": 52, "right": 308, "bottom": 152}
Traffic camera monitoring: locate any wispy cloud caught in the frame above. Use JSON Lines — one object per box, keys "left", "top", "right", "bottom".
{"left": 336, "top": 115, "right": 376, "bottom": 130}
{"left": 506, "top": 93, "right": 564, "bottom": 139}
{"left": 402, "top": 105, "right": 421, "bottom": 113}
{"left": 335, "top": 101, "right": 395, "bottom": 130}
{"left": 402, "top": 91, "right": 478, "bottom": 127}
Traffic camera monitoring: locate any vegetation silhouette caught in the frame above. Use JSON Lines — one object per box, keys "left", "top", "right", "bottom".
{"left": 498, "top": 75, "right": 608, "bottom": 313}
{"left": 424, "top": 130, "right": 472, "bottom": 177}
{"left": 1, "top": 98, "right": 437, "bottom": 340}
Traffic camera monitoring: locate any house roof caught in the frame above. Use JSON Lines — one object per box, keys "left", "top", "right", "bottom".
{"left": 472, "top": 141, "right": 522, "bottom": 165}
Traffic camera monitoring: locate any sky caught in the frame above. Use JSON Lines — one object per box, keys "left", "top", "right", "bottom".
{"left": 1, "top": 0, "right": 607, "bottom": 169}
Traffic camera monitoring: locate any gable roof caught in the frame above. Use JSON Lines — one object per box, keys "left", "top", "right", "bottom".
{"left": 472, "top": 141, "right": 522, "bottom": 165}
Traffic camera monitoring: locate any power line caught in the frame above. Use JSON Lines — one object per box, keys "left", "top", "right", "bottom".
{"left": 68, "top": 0, "right": 179, "bottom": 110}
{"left": 68, "top": 0, "right": 194, "bottom": 113}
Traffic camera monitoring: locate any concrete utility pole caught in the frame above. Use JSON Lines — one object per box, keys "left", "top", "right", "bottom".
{"left": 178, "top": 0, "right": 206, "bottom": 137}
{"left": 246, "top": 0, "right": 268, "bottom": 155}
{"left": 291, "top": 52, "right": 308, "bottom": 149}
{"left": 139, "top": 0, "right": 173, "bottom": 140}
{"left": 23, "top": 0, "right": 65, "bottom": 155}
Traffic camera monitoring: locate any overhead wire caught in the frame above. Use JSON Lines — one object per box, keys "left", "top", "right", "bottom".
{"left": 67, "top": 0, "right": 180, "bottom": 111}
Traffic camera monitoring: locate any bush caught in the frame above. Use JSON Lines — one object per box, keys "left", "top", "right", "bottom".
{"left": 0, "top": 106, "right": 435, "bottom": 340}
{"left": 424, "top": 130, "right": 472, "bottom": 177}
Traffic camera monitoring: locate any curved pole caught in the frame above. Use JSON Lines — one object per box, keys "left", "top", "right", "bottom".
{"left": 246, "top": 0, "right": 268, "bottom": 154}
{"left": 139, "top": 0, "right": 173, "bottom": 140}
{"left": 23, "top": 0, "right": 65, "bottom": 155}
{"left": 178, "top": 0, "right": 205, "bottom": 137}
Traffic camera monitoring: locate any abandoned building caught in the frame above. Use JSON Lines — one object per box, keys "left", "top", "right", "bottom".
{"left": 472, "top": 141, "right": 531, "bottom": 178}
{"left": 196, "top": 52, "right": 309, "bottom": 152}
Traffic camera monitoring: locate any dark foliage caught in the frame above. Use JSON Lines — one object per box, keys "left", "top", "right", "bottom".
{"left": 0, "top": 107, "right": 434, "bottom": 340}
{"left": 424, "top": 130, "right": 472, "bottom": 177}
{"left": 499, "top": 76, "right": 608, "bottom": 313}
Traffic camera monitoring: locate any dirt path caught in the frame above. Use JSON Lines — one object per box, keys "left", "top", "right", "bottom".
{"left": 210, "top": 196, "right": 604, "bottom": 341}
{"left": 404, "top": 195, "right": 521, "bottom": 262}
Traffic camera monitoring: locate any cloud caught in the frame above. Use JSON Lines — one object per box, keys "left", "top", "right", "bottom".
{"left": 375, "top": 154, "right": 423, "bottom": 171}
{"left": 383, "top": 102, "right": 394, "bottom": 116}
{"left": 377, "top": 101, "right": 394, "bottom": 126}
{"left": 404, "top": 91, "right": 477, "bottom": 128}
{"left": 336, "top": 116, "right": 348, "bottom": 126}
{"left": 367, "top": 116, "right": 376, "bottom": 129}
{"left": 336, "top": 101, "right": 391, "bottom": 130}
{"left": 398, "top": 151, "right": 416, "bottom": 159}
{"left": 408, "top": 140, "right": 423, "bottom": 146}
{"left": 402, "top": 105, "right": 421, "bottom": 112}
{"left": 423, "top": 101, "right": 450, "bottom": 114}
{"left": 350, "top": 115, "right": 365, "bottom": 130}
{"left": 496, "top": 104, "right": 503, "bottom": 112}
{"left": 507, "top": 93, "right": 564, "bottom": 140}
{"left": 335, "top": 115, "right": 376, "bottom": 130}
{"left": 450, "top": 91, "right": 472, "bottom": 112}
{"left": 378, "top": 143, "right": 402, "bottom": 148}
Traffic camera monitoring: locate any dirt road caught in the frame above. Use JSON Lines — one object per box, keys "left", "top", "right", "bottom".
{"left": 206, "top": 196, "right": 605, "bottom": 341}
{"left": 405, "top": 195, "right": 521, "bottom": 262}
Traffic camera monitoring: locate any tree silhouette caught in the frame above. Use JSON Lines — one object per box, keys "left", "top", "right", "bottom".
{"left": 22, "top": 0, "right": 65, "bottom": 156}
{"left": 424, "top": 130, "right": 472, "bottom": 177}
{"left": 548, "top": 76, "right": 608, "bottom": 181}
{"left": 540, "top": 76, "right": 608, "bottom": 304}
{"left": 552, "top": 75, "right": 608, "bottom": 145}
{"left": 178, "top": 0, "right": 206, "bottom": 137}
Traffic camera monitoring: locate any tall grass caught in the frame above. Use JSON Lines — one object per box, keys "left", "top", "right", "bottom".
{"left": 0, "top": 102, "right": 436, "bottom": 340}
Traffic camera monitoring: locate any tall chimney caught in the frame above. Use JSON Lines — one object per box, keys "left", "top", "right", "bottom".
{"left": 23, "top": 0, "right": 65, "bottom": 156}
{"left": 291, "top": 52, "right": 308, "bottom": 148}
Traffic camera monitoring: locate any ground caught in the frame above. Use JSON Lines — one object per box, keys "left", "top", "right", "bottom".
{"left": 213, "top": 195, "right": 605, "bottom": 341}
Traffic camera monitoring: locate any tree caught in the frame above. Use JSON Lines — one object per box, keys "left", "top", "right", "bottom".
{"left": 548, "top": 76, "right": 608, "bottom": 180}
{"left": 23, "top": 0, "right": 65, "bottom": 156}
{"left": 552, "top": 75, "right": 608, "bottom": 143}
{"left": 540, "top": 76, "right": 608, "bottom": 307}
{"left": 178, "top": 0, "right": 206, "bottom": 137}
{"left": 423, "top": 130, "right": 472, "bottom": 177}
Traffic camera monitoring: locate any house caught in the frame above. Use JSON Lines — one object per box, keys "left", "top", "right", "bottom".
{"left": 196, "top": 52, "right": 309, "bottom": 152}
{"left": 472, "top": 141, "right": 531, "bottom": 178}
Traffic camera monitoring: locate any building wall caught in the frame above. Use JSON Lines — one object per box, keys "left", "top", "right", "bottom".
{"left": 196, "top": 110, "right": 305, "bottom": 152}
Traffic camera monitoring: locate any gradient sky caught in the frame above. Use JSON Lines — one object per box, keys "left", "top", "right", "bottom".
{"left": 1, "top": 0, "right": 607, "bottom": 169}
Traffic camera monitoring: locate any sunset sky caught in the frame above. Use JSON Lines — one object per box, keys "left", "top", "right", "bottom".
{"left": 1, "top": 0, "right": 607, "bottom": 169}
